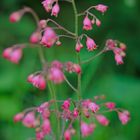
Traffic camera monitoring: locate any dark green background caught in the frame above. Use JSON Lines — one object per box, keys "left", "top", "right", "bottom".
{"left": 0, "top": 0, "right": 140, "bottom": 140}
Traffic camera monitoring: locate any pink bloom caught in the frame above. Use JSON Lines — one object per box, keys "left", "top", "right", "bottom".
{"left": 81, "top": 122, "right": 96, "bottom": 137}
{"left": 83, "top": 108, "right": 90, "bottom": 118}
{"left": 96, "top": 115, "right": 109, "bottom": 126}
{"left": 64, "top": 129, "right": 71, "bottom": 140}
{"left": 75, "top": 42, "right": 83, "bottom": 52}
{"left": 27, "top": 74, "right": 46, "bottom": 90}
{"left": 9, "top": 12, "right": 22, "bottom": 23}
{"left": 42, "top": 119, "right": 51, "bottom": 135}
{"left": 48, "top": 67, "right": 64, "bottom": 84}
{"left": 2, "top": 47, "right": 22, "bottom": 64}
{"left": 88, "top": 102, "right": 100, "bottom": 113}
{"left": 37, "top": 102, "right": 49, "bottom": 113}
{"left": 118, "top": 111, "right": 130, "bottom": 125}
{"left": 72, "top": 64, "right": 81, "bottom": 74}
{"left": 30, "top": 32, "right": 41, "bottom": 44}
{"left": 83, "top": 16, "right": 92, "bottom": 30}
{"left": 51, "top": 60, "right": 63, "bottom": 69}
{"left": 39, "top": 20, "right": 46, "bottom": 28}
{"left": 82, "top": 99, "right": 91, "bottom": 108}
{"left": 95, "top": 4, "right": 108, "bottom": 13}
{"left": 62, "top": 99, "right": 70, "bottom": 110}
{"left": 51, "top": 3, "right": 60, "bottom": 17}
{"left": 86, "top": 37, "right": 97, "bottom": 51}
{"left": 115, "top": 54, "right": 124, "bottom": 65}
{"left": 42, "top": 0, "right": 53, "bottom": 12}
{"left": 40, "top": 27, "right": 57, "bottom": 48}
{"left": 96, "top": 19, "right": 101, "bottom": 27}
{"left": 22, "top": 112, "right": 36, "bottom": 128}
{"left": 36, "top": 131, "right": 45, "bottom": 140}
{"left": 14, "top": 113, "right": 24, "bottom": 122}
{"left": 65, "top": 62, "right": 74, "bottom": 73}
{"left": 73, "top": 108, "right": 79, "bottom": 118}
{"left": 106, "top": 39, "right": 116, "bottom": 50}
{"left": 105, "top": 102, "right": 116, "bottom": 110}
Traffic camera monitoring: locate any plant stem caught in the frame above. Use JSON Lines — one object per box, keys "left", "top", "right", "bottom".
{"left": 72, "top": 0, "right": 82, "bottom": 139}
{"left": 82, "top": 49, "right": 105, "bottom": 64}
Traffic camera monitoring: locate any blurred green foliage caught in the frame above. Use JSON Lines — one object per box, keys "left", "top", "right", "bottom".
{"left": 0, "top": 0, "right": 140, "bottom": 140}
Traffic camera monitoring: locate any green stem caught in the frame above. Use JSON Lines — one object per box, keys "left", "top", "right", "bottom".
{"left": 72, "top": 0, "right": 82, "bottom": 139}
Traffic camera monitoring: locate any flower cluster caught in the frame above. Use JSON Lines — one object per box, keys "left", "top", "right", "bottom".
{"left": 14, "top": 97, "right": 130, "bottom": 140}
{"left": 2, "top": 1, "right": 130, "bottom": 140}
{"left": 106, "top": 39, "right": 127, "bottom": 65}
{"left": 27, "top": 61, "right": 81, "bottom": 90}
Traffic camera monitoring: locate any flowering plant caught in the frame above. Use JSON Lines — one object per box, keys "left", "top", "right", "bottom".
{"left": 3, "top": 0, "right": 130, "bottom": 140}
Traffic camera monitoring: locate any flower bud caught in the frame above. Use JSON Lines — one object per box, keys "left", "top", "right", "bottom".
{"left": 9, "top": 11, "right": 22, "bottom": 23}
{"left": 39, "top": 20, "right": 47, "bottom": 28}
{"left": 83, "top": 16, "right": 92, "bottom": 30}
{"left": 96, "top": 19, "right": 101, "bottom": 27}
{"left": 95, "top": 4, "right": 108, "bottom": 13}
{"left": 30, "top": 32, "right": 41, "bottom": 44}
{"left": 14, "top": 112, "right": 24, "bottom": 122}
{"left": 95, "top": 115, "right": 109, "bottom": 126}
{"left": 51, "top": 3, "right": 60, "bottom": 17}
{"left": 86, "top": 37, "right": 97, "bottom": 51}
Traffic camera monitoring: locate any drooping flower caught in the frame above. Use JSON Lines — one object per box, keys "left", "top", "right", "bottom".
{"left": 118, "top": 111, "right": 130, "bottom": 125}
{"left": 36, "top": 131, "right": 45, "bottom": 140}
{"left": 105, "top": 102, "right": 116, "bottom": 110}
{"left": 48, "top": 67, "right": 64, "bottom": 84}
{"left": 96, "top": 19, "right": 101, "bottom": 27}
{"left": 42, "top": 119, "right": 51, "bottom": 135}
{"left": 75, "top": 42, "right": 83, "bottom": 52}
{"left": 72, "top": 64, "right": 81, "bottom": 74}
{"left": 86, "top": 37, "right": 97, "bottom": 51}
{"left": 95, "top": 4, "right": 108, "bottom": 13}
{"left": 81, "top": 122, "right": 96, "bottom": 137}
{"left": 88, "top": 102, "right": 100, "bottom": 113}
{"left": 22, "top": 112, "right": 37, "bottom": 128}
{"left": 73, "top": 108, "right": 79, "bottom": 118}
{"left": 14, "top": 112, "right": 24, "bottom": 122}
{"left": 95, "top": 115, "right": 109, "bottom": 126}
{"left": 40, "top": 27, "right": 57, "bottom": 48}
{"left": 30, "top": 31, "right": 41, "bottom": 44}
{"left": 42, "top": 0, "right": 54, "bottom": 12}
{"left": 62, "top": 99, "right": 71, "bottom": 111}
{"left": 2, "top": 47, "right": 23, "bottom": 64}
{"left": 106, "top": 39, "right": 116, "bottom": 50}
{"left": 83, "top": 16, "right": 92, "bottom": 30}
{"left": 27, "top": 74, "right": 46, "bottom": 90}
{"left": 51, "top": 3, "right": 60, "bottom": 17}
{"left": 39, "top": 20, "right": 47, "bottom": 28}
{"left": 51, "top": 60, "right": 63, "bottom": 69}
{"left": 9, "top": 11, "right": 22, "bottom": 23}
{"left": 64, "top": 129, "right": 71, "bottom": 140}
{"left": 115, "top": 54, "right": 124, "bottom": 65}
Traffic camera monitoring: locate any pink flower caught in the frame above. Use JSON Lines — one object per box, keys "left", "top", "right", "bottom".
{"left": 73, "top": 108, "right": 79, "bottom": 118}
{"left": 118, "top": 111, "right": 130, "bottom": 125}
{"left": 42, "top": 0, "right": 54, "bottom": 12}
{"left": 83, "top": 16, "right": 92, "bottom": 30}
{"left": 120, "top": 43, "right": 127, "bottom": 51}
{"left": 105, "top": 102, "right": 116, "bottom": 110}
{"left": 42, "top": 119, "right": 51, "bottom": 135}
{"left": 27, "top": 74, "right": 46, "bottom": 90}
{"left": 86, "top": 37, "right": 97, "bottom": 51}
{"left": 72, "top": 64, "right": 81, "bottom": 74}
{"left": 39, "top": 20, "right": 46, "bottom": 28}
{"left": 40, "top": 27, "right": 57, "bottom": 48}
{"left": 30, "top": 32, "right": 41, "bottom": 44}
{"left": 51, "top": 3, "right": 60, "bottom": 17}
{"left": 48, "top": 67, "right": 64, "bottom": 84}
{"left": 96, "top": 19, "right": 101, "bottom": 27}
{"left": 106, "top": 39, "right": 116, "bottom": 50}
{"left": 36, "top": 131, "right": 45, "bottom": 140}
{"left": 37, "top": 102, "right": 49, "bottom": 113}
{"left": 65, "top": 62, "right": 74, "bottom": 73}
{"left": 115, "top": 54, "right": 124, "bottom": 65}
{"left": 81, "top": 122, "right": 96, "bottom": 137}
{"left": 62, "top": 99, "right": 71, "bottom": 110}
{"left": 22, "top": 112, "right": 36, "bottom": 128}
{"left": 51, "top": 60, "right": 63, "bottom": 69}
{"left": 75, "top": 42, "right": 83, "bottom": 52}
{"left": 2, "top": 47, "right": 23, "bottom": 64}
{"left": 95, "top": 115, "right": 109, "bottom": 126}
{"left": 14, "top": 113, "right": 24, "bottom": 122}
{"left": 9, "top": 12, "right": 22, "bottom": 23}
{"left": 64, "top": 129, "right": 71, "bottom": 140}
{"left": 95, "top": 4, "right": 108, "bottom": 13}
{"left": 88, "top": 102, "right": 100, "bottom": 113}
